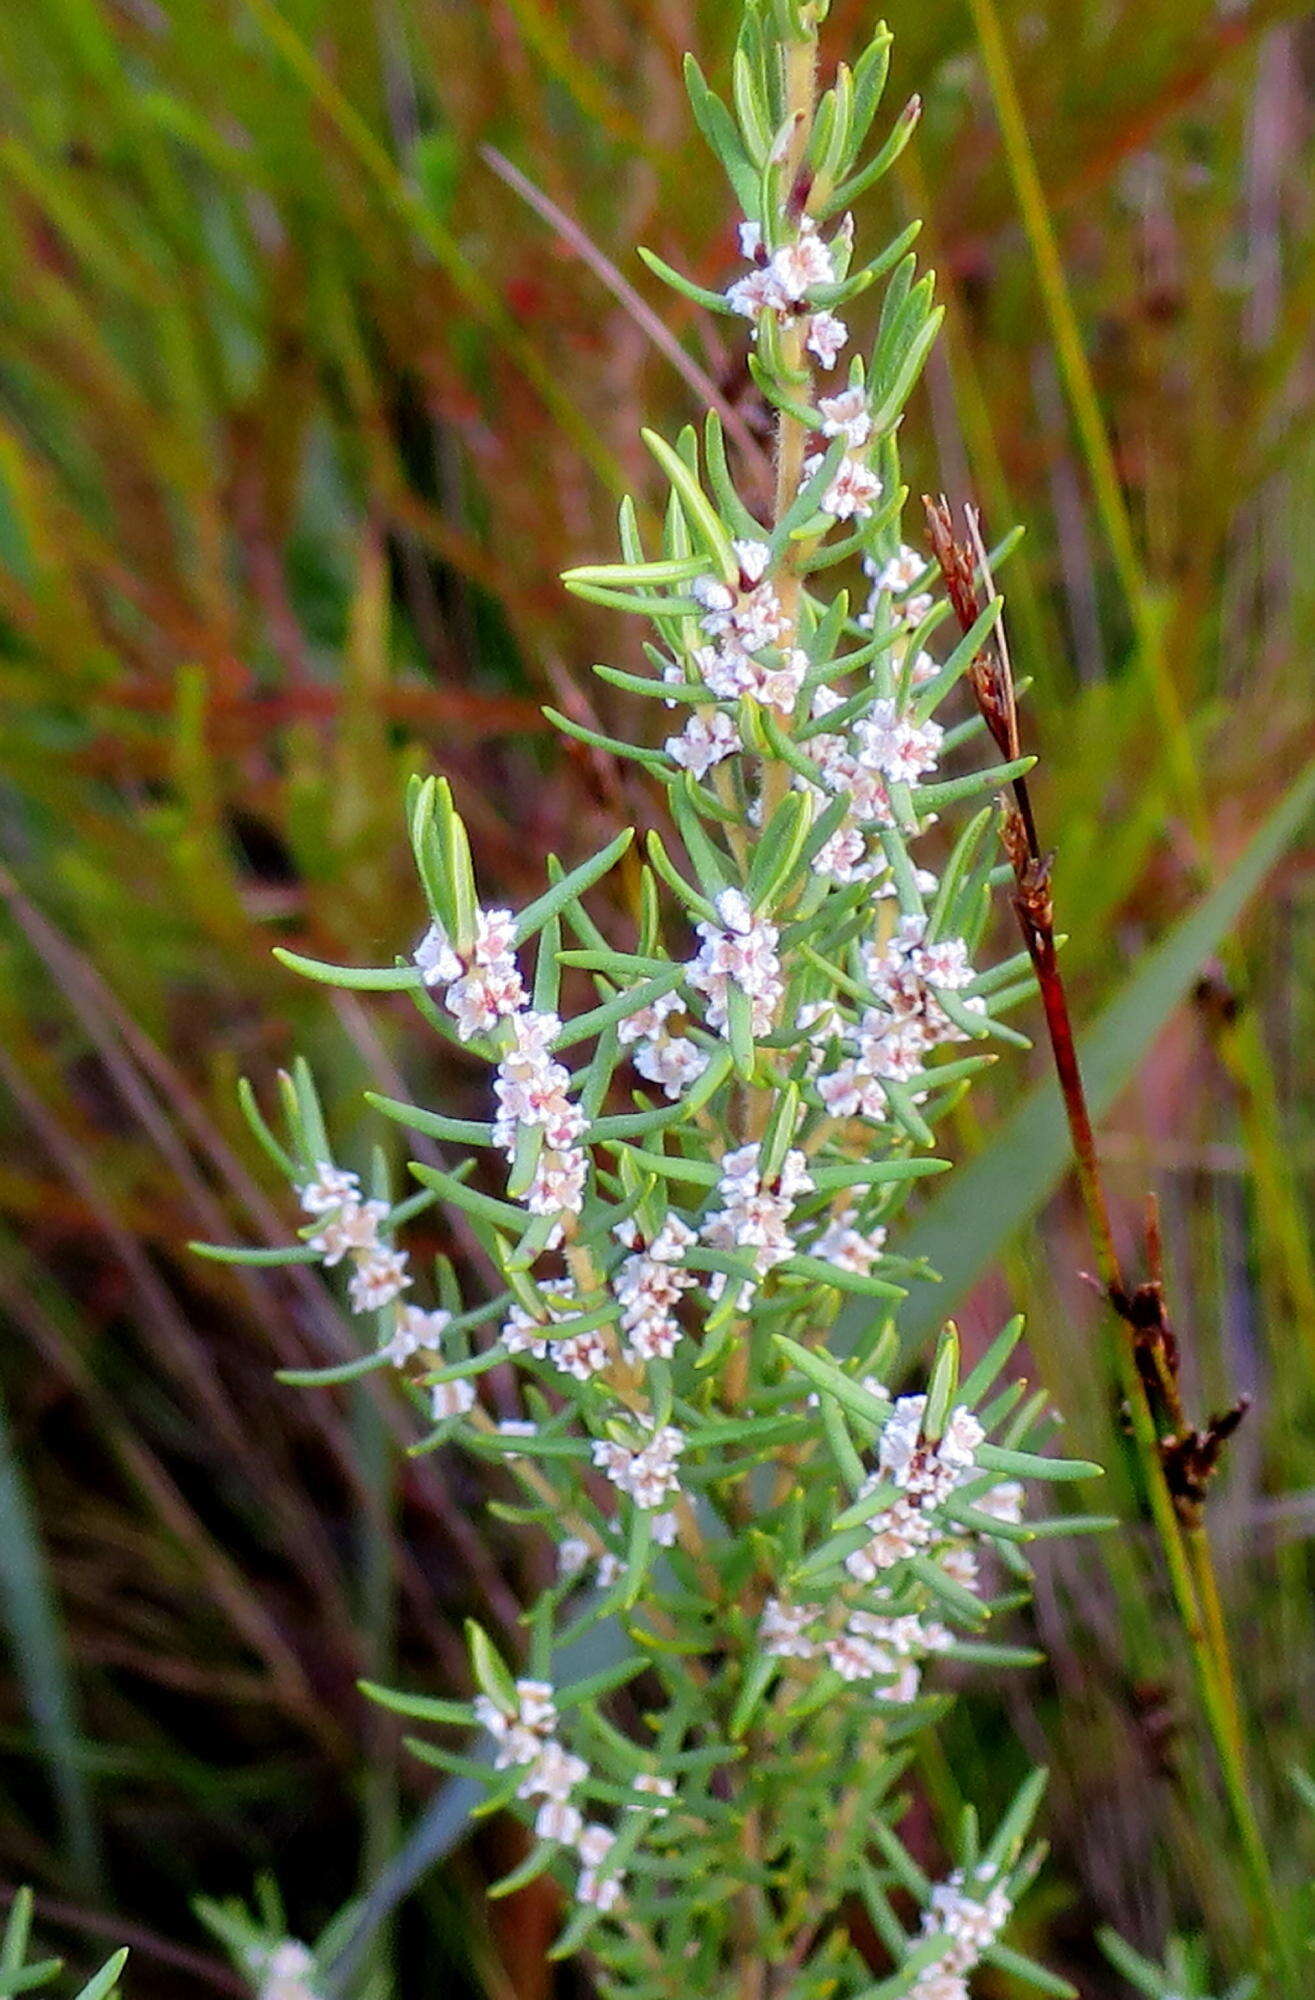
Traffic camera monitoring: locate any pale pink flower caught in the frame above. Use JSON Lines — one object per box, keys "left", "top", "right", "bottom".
{"left": 554, "top": 1328, "right": 611, "bottom": 1381}
{"left": 299, "top": 1163, "right": 362, "bottom": 1216}
{"left": 386, "top": 1304, "right": 451, "bottom": 1364}
{"left": 666, "top": 709, "right": 741, "bottom": 779}
{"left": 348, "top": 1246, "right": 411, "bottom": 1313}
{"left": 536, "top": 1799, "right": 583, "bottom": 1846}
{"left": 761, "top": 1597, "right": 819, "bottom": 1660}
{"left": 617, "top": 988, "right": 682, "bottom": 1046}
{"left": 806, "top": 311, "right": 848, "bottom": 368}
{"left": 633, "top": 1034, "right": 709, "bottom": 1100}
{"left": 308, "top": 1196, "right": 388, "bottom": 1266}
{"left": 818, "top": 386, "right": 872, "bottom": 448}
{"left": 430, "top": 1376, "right": 476, "bottom": 1421}
{"left": 854, "top": 700, "right": 943, "bottom": 784}
{"left": 519, "top": 1740, "right": 588, "bottom": 1803}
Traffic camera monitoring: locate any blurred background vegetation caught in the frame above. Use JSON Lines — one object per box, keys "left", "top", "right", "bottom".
{"left": 1, "top": 0, "right": 1313, "bottom": 1993}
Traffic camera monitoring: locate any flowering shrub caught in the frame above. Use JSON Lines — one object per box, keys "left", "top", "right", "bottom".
{"left": 202, "top": 2, "right": 1101, "bottom": 1992}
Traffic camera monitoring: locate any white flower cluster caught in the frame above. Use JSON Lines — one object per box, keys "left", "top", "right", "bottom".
{"left": 617, "top": 988, "right": 708, "bottom": 1101}
{"left": 802, "top": 432, "right": 882, "bottom": 524}
{"left": 613, "top": 1213, "right": 697, "bottom": 1363}
{"left": 761, "top": 1596, "right": 952, "bottom": 1704}
{"left": 863, "top": 542, "right": 935, "bottom": 631}
{"left": 794, "top": 674, "right": 941, "bottom": 890}
{"left": 811, "top": 1206, "right": 888, "bottom": 1274}
{"left": 473, "top": 1678, "right": 645, "bottom": 1911}
{"left": 501, "top": 1280, "right": 611, "bottom": 1383}
{"left": 417, "top": 907, "right": 590, "bottom": 1248}
{"left": 817, "top": 915, "right": 980, "bottom": 1110}
{"left": 666, "top": 705, "right": 741, "bottom": 780}
{"left": 726, "top": 217, "right": 848, "bottom": 369}
{"left": 415, "top": 906, "right": 526, "bottom": 1040}
{"left": 592, "top": 1423, "right": 686, "bottom": 1511}
{"left": 909, "top": 1867, "right": 1014, "bottom": 2000}
{"left": 299, "top": 1164, "right": 411, "bottom": 1316}
{"left": 847, "top": 1396, "right": 987, "bottom": 1583}
{"left": 689, "top": 541, "right": 807, "bottom": 718}
{"left": 298, "top": 1165, "right": 469, "bottom": 1411}
{"left": 687, "top": 887, "right": 783, "bottom": 1038}
{"left": 701, "top": 1138, "right": 814, "bottom": 1303}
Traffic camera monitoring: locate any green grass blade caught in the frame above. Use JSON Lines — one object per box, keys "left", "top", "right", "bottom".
{"left": 0, "top": 1382, "right": 101, "bottom": 1892}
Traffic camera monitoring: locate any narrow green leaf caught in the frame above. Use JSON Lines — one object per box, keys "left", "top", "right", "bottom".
{"left": 0, "top": 1386, "right": 100, "bottom": 1892}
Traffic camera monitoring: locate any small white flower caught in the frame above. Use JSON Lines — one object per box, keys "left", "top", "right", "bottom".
{"left": 414, "top": 921, "right": 461, "bottom": 987}
{"left": 472, "top": 1685, "right": 554, "bottom": 1766}
{"left": 577, "top": 1822, "right": 616, "bottom": 1868}
{"left": 939, "top": 1543, "right": 981, "bottom": 1591}
{"left": 733, "top": 538, "right": 772, "bottom": 582}
{"left": 514, "top": 1681, "right": 553, "bottom": 1727}
{"left": 767, "top": 220, "right": 835, "bottom": 302}
{"left": 386, "top": 1304, "right": 451, "bottom": 1365}
{"left": 348, "top": 1246, "right": 411, "bottom": 1314}
{"left": 975, "top": 1480, "right": 1024, "bottom": 1525}
{"left": 308, "top": 1196, "right": 388, "bottom": 1266}
{"left": 826, "top": 1630, "right": 892, "bottom": 1682}
{"left": 806, "top": 310, "right": 848, "bottom": 368}
{"left": 299, "top": 1164, "right": 362, "bottom": 1216}
{"left": 430, "top": 1376, "right": 476, "bottom": 1421}
{"left": 820, "top": 456, "right": 882, "bottom": 521}
{"left": 877, "top": 1396, "right": 985, "bottom": 1509}
{"left": 845, "top": 1496, "right": 936, "bottom": 1580}
{"left": 554, "top": 1328, "right": 611, "bottom": 1381}
{"left": 666, "top": 708, "right": 741, "bottom": 780}
{"left": 577, "top": 1866, "right": 624, "bottom": 1912}
{"left": 519, "top": 1739, "right": 588, "bottom": 1802}
{"left": 854, "top": 702, "right": 944, "bottom": 786}
{"left": 814, "top": 1207, "right": 887, "bottom": 1274}
{"left": 617, "top": 988, "right": 682, "bottom": 1046}
{"left": 701, "top": 1141, "right": 812, "bottom": 1285}
{"left": 591, "top": 1425, "right": 685, "bottom": 1510}
{"left": 525, "top": 1145, "right": 588, "bottom": 1227}
{"left": 687, "top": 897, "right": 783, "bottom": 1039}
{"left": 536, "top": 1799, "right": 583, "bottom": 1846}
{"left": 921, "top": 1869, "right": 1013, "bottom": 1972}
{"left": 817, "top": 386, "right": 872, "bottom": 447}
{"left": 865, "top": 544, "right": 935, "bottom": 629}
{"left": 633, "top": 1034, "right": 709, "bottom": 1101}
{"left": 726, "top": 265, "right": 779, "bottom": 318}
{"left": 761, "top": 1597, "right": 819, "bottom": 1660}
{"left": 906, "top": 1972, "right": 969, "bottom": 2000}
{"left": 418, "top": 906, "right": 527, "bottom": 1039}
{"left": 632, "top": 1771, "right": 675, "bottom": 1815}
{"left": 257, "top": 1938, "right": 320, "bottom": 2000}
{"left": 557, "top": 1536, "right": 591, "bottom": 1581}
{"left": 737, "top": 219, "right": 762, "bottom": 259}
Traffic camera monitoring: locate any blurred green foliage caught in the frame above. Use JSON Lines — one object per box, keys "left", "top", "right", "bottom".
{"left": 1, "top": 0, "right": 1314, "bottom": 1994}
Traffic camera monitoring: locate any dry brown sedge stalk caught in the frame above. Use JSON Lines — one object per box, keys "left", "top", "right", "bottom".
{"left": 922, "top": 494, "right": 1248, "bottom": 1515}
{"left": 923, "top": 494, "right": 1299, "bottom": 1984}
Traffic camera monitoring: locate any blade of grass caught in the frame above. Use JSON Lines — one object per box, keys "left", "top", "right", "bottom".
{"left": 236, "top": 0, "right": 633, "bottom": 506}
{"left": 0, "top": 1380, "right": 101, "bottom": 1895}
